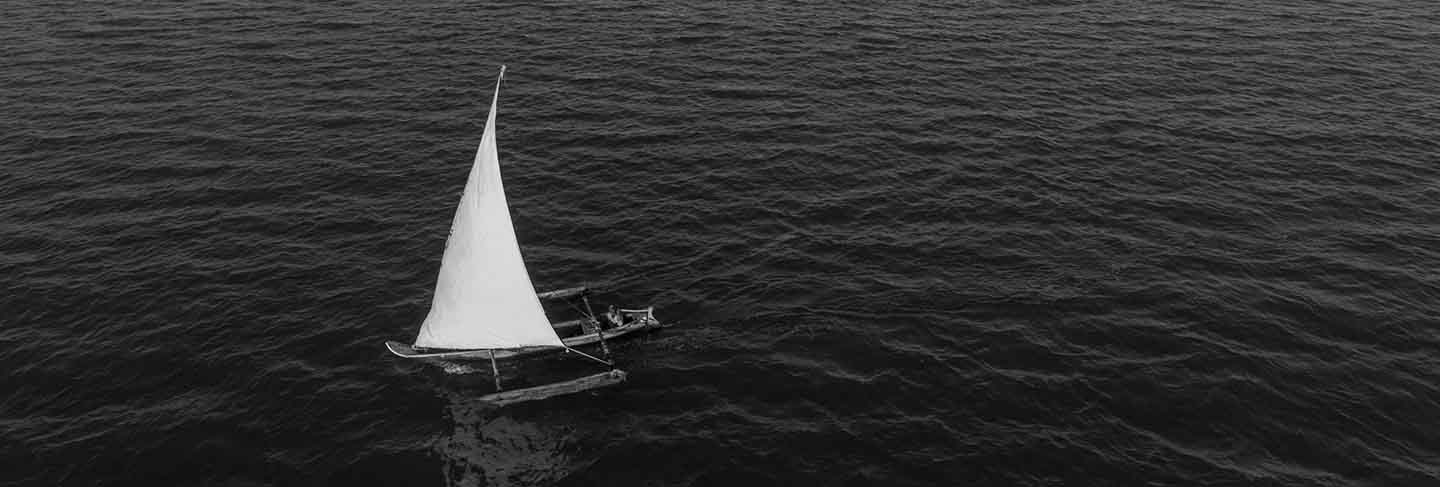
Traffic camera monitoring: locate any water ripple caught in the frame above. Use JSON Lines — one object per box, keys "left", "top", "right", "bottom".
{"left": 4, "top": 0, "right": 1440, "bottom": 485}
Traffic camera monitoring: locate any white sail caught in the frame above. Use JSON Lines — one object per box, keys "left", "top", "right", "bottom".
{"left": 414, "top": 67, "right": 564, "bottom": 350}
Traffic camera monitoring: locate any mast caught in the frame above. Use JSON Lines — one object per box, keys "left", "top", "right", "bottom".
{"left": 581, "top": 290, "right": 611, "bottom": 360}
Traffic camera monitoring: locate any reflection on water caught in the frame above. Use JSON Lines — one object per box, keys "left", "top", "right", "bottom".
{"left": 437, "top": 382, "right": 593, "bottom": 487}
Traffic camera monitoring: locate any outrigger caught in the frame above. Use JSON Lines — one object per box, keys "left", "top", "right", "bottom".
{"left": 384, "top": 67, "right": 662, "bottom": 405}
{"left": 385, "top": 287, "right": 660, "bottom": 365}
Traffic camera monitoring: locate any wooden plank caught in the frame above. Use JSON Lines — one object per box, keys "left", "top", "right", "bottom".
{"left": 480, "top": 370, "right": 627, "bottom": 406}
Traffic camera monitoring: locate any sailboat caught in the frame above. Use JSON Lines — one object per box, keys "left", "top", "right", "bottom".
{"left": 386, "top": 66, "right": 662, "bottom": 405}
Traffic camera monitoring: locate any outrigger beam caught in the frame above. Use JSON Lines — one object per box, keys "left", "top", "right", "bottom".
{"left": 536, "top": 286, "right": 589, "bottom": 301}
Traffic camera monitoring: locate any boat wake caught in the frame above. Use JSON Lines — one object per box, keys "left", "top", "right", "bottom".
{"left": 440, "top": 362, "right": 486, "bottom": 375}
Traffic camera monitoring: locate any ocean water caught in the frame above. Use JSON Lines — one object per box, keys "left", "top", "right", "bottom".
{"left": 4, "top": 1, "right": 1439, "bottom": 486}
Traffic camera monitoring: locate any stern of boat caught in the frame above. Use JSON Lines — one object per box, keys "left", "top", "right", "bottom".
{"left": 617, "top": 306, "right": 659, "bottom": 327}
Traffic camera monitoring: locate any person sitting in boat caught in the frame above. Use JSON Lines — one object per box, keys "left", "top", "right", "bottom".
{"left": 605, "top": 305, "right": 628, "bottom": 328}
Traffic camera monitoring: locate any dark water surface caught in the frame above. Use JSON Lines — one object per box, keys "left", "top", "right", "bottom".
{"left": 4, "top": 1, "right": 1439, "bottom": 486}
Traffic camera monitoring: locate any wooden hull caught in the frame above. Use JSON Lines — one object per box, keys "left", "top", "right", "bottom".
{"left": 385, "top": 318, "right": 661, "bottom": 362}
{"left": 480, "top": 369, "right": 627, "bottom": 406}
